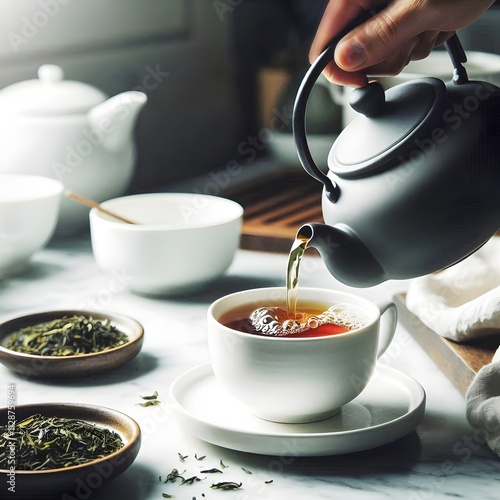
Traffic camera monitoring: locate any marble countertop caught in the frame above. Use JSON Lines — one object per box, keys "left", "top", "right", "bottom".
{"left": 1, "top": 234, "right": 499, "bottom": 500}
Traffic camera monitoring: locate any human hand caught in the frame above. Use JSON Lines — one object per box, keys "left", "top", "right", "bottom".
{"left": 310, "top": 0, "right": 495, "bottom": 87}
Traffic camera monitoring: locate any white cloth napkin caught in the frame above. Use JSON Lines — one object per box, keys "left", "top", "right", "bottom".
{"left": 466, "top": 346, "right": 500, "bottom": 456}
{"left": 406, "top": 237, "right": 500, "bottom": 456}
{"left": 406, "top": 237, "right": 500, "bottom": 343}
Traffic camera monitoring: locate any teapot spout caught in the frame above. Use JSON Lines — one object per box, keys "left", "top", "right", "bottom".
{"left": 298, "top": 223, "right": 387, "bottom": 287}
{"left": 88, "top": 91, "right": 147, "bottom": 151}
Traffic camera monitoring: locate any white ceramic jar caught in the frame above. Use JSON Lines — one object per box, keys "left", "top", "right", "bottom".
{"left": 0, "top": 65, "right": 147, "bottom": 229}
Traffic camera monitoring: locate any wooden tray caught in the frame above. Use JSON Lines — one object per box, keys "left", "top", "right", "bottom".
{"left": 394, "top": 293, "right": 499, "bottom": 396}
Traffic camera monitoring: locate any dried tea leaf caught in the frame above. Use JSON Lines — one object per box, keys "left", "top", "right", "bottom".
{"left": 180, "top": 476, "right": 201, "bottom": 485}
{"left": 241, "top": 467, "right": 253, "bottom": 474}
{"left": 211, "top": 481, "right": 242, "bottom": 490}
{"left": 178, "top": 453, "right": 188, "bottom": 462}
{"left": 137, "top": 400, "right": 161, "bottom": 407}
{"left": 200, "top": 468, "right": 223, "bottom": 474}
{"left": 164, "top": 468, "right": 185, "bottom": 483}
{"left": 140, "top": 391, "right": 159, "bottom": 400}
{"left": 5, "top": 315, "right": 128, "bottom": 356}
{"left": 0, "top": 413, "right": 123, "bottom": 470}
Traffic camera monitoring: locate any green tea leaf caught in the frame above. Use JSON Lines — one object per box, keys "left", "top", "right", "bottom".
{"left": 0, "top": 413, "right": 123, "bottom": 470}
{"left": 5, "top": 315, "right": 128, "bottom": 356}
{"left": 211, "top": 482, "right": 242, "bottom": 490}
{"left": 200, "top": 468, "right": 223, "bottom": 474}
{"left": 180, "top": 476, "right": 201, "bottom": 485}
{"left": 137, "top": 400, "right": 161, "bottom": 407}
{"left": 164, "top": 468, "right": 185, "bottom": 483}
{"left": 140, "top": 391, "right": 159, "bottom": 400}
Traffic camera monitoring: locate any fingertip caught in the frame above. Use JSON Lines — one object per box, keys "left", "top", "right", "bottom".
{"left": 322, "top": 66, "right": 337, "bottom": 84}
{"left": 335, "top": 38, "right": 368, "bottom": 70}
{"left": 323, "top": 63, "right": 368, "bottom": 88}
{"left": 346, "top": 74, "right": 369, "bottom": 89}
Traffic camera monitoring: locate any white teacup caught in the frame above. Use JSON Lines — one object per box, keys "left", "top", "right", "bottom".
{"left": 207, "top": 287, "right": 397, "bottom": 424}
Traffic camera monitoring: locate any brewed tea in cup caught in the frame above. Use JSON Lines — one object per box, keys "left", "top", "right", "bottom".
{"left": 220, "top": 300, "right": 366, "bottom": 338}
{"left": 207, "top": 287, "right": 397, "bottom": 424}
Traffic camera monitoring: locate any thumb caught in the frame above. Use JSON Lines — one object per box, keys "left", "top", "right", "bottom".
{"left": 335, "top": 5, "right": 419, "bottom": 71}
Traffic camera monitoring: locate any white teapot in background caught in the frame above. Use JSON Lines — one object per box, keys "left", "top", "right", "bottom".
{"left": 0, "top": 64, "right": 147, "bottom": 230}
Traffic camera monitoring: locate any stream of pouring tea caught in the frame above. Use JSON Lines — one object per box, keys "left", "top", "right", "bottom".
{"left": 286, "top": 233, "right": 309, "bottom": 319}
{"left": 249, "top": 232, "right": 367, "bottom": 336}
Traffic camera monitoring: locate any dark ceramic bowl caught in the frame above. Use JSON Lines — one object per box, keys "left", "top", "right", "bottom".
{"left": 0, "top": 402, "right": 141, "bottom": 498}
{"left": 0, "top": 309, "right": 144, "bottom": 379}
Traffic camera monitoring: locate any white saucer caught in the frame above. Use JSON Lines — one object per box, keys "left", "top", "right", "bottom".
{"left": 169, "top": 363, "right": 426, "bottom": 456}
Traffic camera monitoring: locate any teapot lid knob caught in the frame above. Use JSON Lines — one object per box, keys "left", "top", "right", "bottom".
{"left": 331, "top": 77, "right": 446, "bottom": 177}
{"left": 349, "top": 81, "right": 385, "bottom": 117}
{"left": 38, "top": 64, "right": 64, "bottom": 84}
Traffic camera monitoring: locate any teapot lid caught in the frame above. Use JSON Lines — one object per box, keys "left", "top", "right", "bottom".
{"left": 0, "top": 64, "right": 107, "bottom": 116}
{"left": 329, "top": 78, "right": 446, "bottom": 178}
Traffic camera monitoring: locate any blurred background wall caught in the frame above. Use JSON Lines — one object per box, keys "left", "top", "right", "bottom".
{"left": 0, "top": 0, "right": 499, "bottom": 193}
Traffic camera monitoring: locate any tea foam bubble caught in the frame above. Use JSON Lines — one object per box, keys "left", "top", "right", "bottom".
{"left": 250, "top": 304, "right": 367, "bottom": 337}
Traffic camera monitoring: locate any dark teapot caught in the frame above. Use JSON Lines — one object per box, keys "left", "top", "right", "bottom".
{"left": 293, "top": 33, "right": 500, "bottom": 287}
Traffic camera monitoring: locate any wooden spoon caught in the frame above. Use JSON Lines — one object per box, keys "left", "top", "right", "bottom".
{"left": 64, "top": 190, "right": 137, "bottom": 225}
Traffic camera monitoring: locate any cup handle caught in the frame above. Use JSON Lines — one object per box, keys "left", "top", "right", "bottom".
{"left": 376, "top": 302, "right": 398, "bottom": 359}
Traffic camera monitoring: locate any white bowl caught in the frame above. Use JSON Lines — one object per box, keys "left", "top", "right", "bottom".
{"left": 89, "top": 193, "right": 244, "bottom": 295}
{"left": 0, "top": 174, "right": 63, "bottom": 275}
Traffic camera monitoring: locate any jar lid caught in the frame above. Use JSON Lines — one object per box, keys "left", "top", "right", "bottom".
{"left": 0, "top": 65, "right": 107, "bottom": 116}
{"left": 329, "top": 78, "right": 446, "bottom": 178}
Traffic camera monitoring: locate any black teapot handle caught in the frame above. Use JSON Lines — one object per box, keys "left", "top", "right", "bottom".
{"left": 293, "top": 22, "right": 468, "bottom": 204}
{"left": 292, "top": 41, "right": 341, "bottom": 204}
{"left": 444, "top": 35, "right": 468, "bottom": 84}
{"left": 292, "top": 12, "right": 377, "bottom": 204}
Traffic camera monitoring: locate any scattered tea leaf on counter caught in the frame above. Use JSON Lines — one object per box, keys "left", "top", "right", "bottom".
{"left": 200, "top": 468, "right": 223, "bottom": 474}
{"left": 162, "top": 494, "right": 174, "bottom": 498}
{"left": 140, "top": 391, "right": 159, "bottom": 400}
{"left": 5, "top": 315, "right": 128, "bottom": 356}
{"left": 211, "top": 481, "right": 242, "bottom": 490}
{"left": 180, "top": 476, "right": 202, "bottom": 485}
{"left": 164, "top": 468, "right": 186, "bottom": 483}
{"left": 137, "top": 400, "right": 161, "bottom": 407}
{"left": 0, "top": 413, "right": 123, "bottom": 470}
{"left": 161, "top": 453, "right": 272, "bottom": 497}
